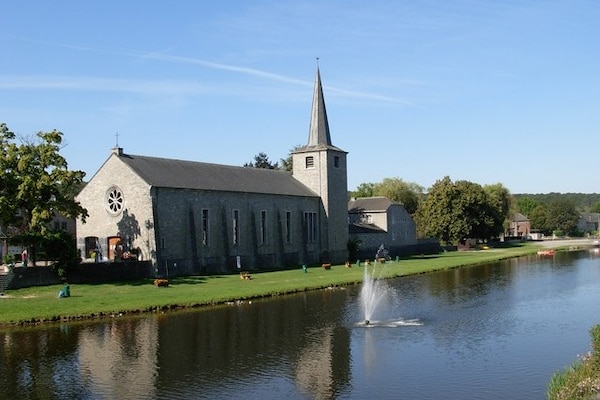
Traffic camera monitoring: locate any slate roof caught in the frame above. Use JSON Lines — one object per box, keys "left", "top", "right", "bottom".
{"left": 348, "top": 196, "right": 395, "bottom": 213}
{"left": 349, "top": 222, "right": 386, "bottom": 234}
{"left": 579, "top": 212, "right": 600, "bottom": 222}
{"left": 511, "top": 213, "right": 529, "bottom": 222}
{"left": 308, "top": 67, "right": 332, "bottom": 148}
{"left": 117, "top": 153, "right": 319, "bottom": 197}
{"left": 294, "top": 66, "right": 346, "bottom": 154}
{"left": 348, "top": 197, "right": 396, "bottom": 234}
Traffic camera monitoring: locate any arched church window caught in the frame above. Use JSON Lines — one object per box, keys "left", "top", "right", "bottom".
{"left": 105, "top": 186, "right": 124, "bottom": 215}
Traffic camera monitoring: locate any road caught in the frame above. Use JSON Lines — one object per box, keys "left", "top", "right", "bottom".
{"left": 538, "top": 238, "right": 599, "bottom": 248}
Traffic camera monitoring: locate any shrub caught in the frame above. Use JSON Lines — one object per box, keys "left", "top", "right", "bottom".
{"left": 3, "top": 254, "right": 13, "bottom": 265}
{"left": 44, "top": 231, "right": 80, "bottom": 281}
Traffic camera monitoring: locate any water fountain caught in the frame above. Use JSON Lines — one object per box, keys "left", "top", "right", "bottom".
{"left": 356, "top": 245, "right": 422, "bottom": 328}
{"left": 360, "top": 261, "right": 388, "bottom": 326}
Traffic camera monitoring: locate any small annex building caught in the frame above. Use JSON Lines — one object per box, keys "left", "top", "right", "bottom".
{"left": 348, "top": 196, "right": 417, "bottom": 258}
{"left": 75, "top": 67, "right": 349, "bottom": 275}
{"left": 577, "top": 212, "right": 600, "bottom": 236}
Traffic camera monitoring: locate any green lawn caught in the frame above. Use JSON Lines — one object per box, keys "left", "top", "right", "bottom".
{"left": 0, "top": 243, "right": 543, "bottom": 327}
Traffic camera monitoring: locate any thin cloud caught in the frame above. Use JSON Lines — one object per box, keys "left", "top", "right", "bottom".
{"left": 131, "top": 50, "right": 407, "bottom": 104}
{"left": 0, "top": 75, "right": 215, "bottom": 95}
{"left": 8, "top": 36, "right": 408, "bottom": 104}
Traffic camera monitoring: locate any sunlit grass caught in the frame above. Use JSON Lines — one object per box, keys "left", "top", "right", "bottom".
{"left": 0, "top": 243, "right": 543, "bottom": 326}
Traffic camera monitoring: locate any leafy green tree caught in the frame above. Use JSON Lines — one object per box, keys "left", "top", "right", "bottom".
{"left": 454, "top": 180, "right": 500, "bottom": 241}
{"left": 415, "top": 176, "right": 502, "bottom": 244}
{"left": 547, "top": 199, "right": 580, "bottom": 236}
{"left": 483, "top": 183, "right": 512, "bottom": 235}
{"left": 350, "top": 178, "right": 424, "bottom": 215}
{"left": 591, "top": 202, "right": 600, "bottom": 213}
{"left": 529, "top": 203, "right": 551, "bottom": 234}
{"left": 352, "top": 182, "right": 377, "bottom": 198}
{"left": 0, "top": 123, "right": 88, "bottom": 267}
{"left": 376, "top": 178, "right": 423, "bottom": 215}
{"left": 517, "top": 196, "right": 539, "bottom": 218}
{"left": 279, "top": 145, "right": 302, "bottom": 173}
{"left": 243, "top": 152, "right": 279, "bottom": 169}
{"left": 514, "top": 193, "right": 600, "bottom": 212}
{"left": 415, "top": 176, "right": 459, "bottom": 244}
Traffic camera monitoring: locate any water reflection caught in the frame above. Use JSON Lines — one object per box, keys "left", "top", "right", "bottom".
{"left": 150, "top": 289, "right": 352, "bottom": 399}
{"left": 78, "top": 319, "right": 159, "bottom": 399}
{"left": 0, "top": 251, "right": 599, "bottom": 399}
{"left": 0, "top": 317, "right": 159, "bottom": 399}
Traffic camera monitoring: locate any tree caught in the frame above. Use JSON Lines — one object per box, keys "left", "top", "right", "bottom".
{"left": 243, "top": 152, "right": 279, "bottom": 169}
{"left": 350, "top": 178, "right": 424, "bottom": 215}
{"left": 591, "top": 202, "right": 600, "bottom": 214}
{"left": 376, "top": 178, "right": 424, "bottom": 215}
{"left": 529, "top": 203, "right": 551, "bottom": 234}
{"left": 415, "top": 176, "right": 459, "bottom": 244}
{"left": 279, "top": 145, "right": 303, "bottom": 173}
{"left": 0, "top": 123, "right": 88, "bottom": 268}
{"left": 454, "top": 180, "right": 500, "bottom": 241}
{"left": 352, "top": 182, "right": 377, "bottom": 198}
{"left": 514, "top": 193, "right": 600, "bottom": 213}
{"left": 415, "top": 176, "right": 502, "bottom": 244}
{"left": 517, "top": 196, "right": 540, "bottom": 217}
{"left": 547, "top": 199, "right": 579, "bottom": 236}
{"left": 483, "top": 183, "right": 512, "bottom": 236}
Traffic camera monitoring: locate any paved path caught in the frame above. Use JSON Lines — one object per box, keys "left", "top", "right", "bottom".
{"left": 538, "top": 238, "right": 599, "bottom": 248}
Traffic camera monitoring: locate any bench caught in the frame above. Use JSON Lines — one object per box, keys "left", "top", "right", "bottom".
{"left": 240, "top": 272, "right": 252, "bottom": 280}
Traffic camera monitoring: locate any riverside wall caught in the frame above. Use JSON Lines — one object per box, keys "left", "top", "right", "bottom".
{"left": 6, "top": 261, "right": 153, "bottom": 290}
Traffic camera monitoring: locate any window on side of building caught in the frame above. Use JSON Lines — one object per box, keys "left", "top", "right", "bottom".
{"left": 233, "top": 209, "right": 240, "bottom": 246}
{"left": 285, "top": 211, "right": 292, "bottom": 244}
{"left": 260, "top": 210, "right": 267, "bottom": 245}
{"left": 304, "top": 211, "right": 318, "bottom": 243}
{"left": 202, "top": 209, "right": 209, "bottom": 246}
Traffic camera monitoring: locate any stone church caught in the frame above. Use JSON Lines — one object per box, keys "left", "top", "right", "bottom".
{"left": 76, "top": 67, "right": 349, "bottom": 275}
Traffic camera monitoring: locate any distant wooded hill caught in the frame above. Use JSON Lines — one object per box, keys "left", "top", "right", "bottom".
{"left": 513, "top": 193, "right": 600, "bottom": 212}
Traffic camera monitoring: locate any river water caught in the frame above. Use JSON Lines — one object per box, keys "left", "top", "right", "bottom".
{"left": 1, "top": 250, "right": 599, "bottom": 399}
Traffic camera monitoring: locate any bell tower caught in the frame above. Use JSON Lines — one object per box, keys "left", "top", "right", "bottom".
{"left": 292, "top": 66, "right": 348, "bottom": 263}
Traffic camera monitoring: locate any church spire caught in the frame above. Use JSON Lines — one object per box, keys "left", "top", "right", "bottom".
{"left": 307, "top": 64, "right": 332, "bottom": 147}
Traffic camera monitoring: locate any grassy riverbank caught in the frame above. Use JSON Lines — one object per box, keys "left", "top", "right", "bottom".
{"left": 548, "top": 325, "right": 600, "bottom": 399}
{"left": 0, "top": 242, "right": 544, "bottom": 326}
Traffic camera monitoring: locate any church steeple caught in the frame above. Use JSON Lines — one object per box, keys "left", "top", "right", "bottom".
{"left": 292, "top": 65, "right": 348, "bottom": 265}
{"left": 307, "top": 65, "right": 332, "bottom": 147}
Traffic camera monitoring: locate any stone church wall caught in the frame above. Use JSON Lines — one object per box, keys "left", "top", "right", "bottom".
{"left": 153, "top": 187, "right": 324, "bottom": 275}
{"left": 76, "top": 155, "right": 156, "bottom": 264}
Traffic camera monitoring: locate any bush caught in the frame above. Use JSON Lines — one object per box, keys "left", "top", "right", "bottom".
{"left": 347, "top": 238, "right": 362, "bottom": 261}
{"left": 2, "top": 254, "right": 13, "bottom": 265}
{"left": 43, "top": 231, "right": 80, "bottom": 280}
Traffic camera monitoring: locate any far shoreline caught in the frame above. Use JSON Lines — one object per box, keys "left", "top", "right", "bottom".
{"left": 0, "top": 239, "right": 596, "bottom": 329}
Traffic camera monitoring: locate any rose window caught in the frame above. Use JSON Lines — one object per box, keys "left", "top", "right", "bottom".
{"left": 106, "top": 187, "right": 124, "bottom": 214}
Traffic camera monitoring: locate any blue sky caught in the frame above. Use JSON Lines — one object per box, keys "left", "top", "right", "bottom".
{"left": 1, "top": 1, "right": 598, "bottom": 194}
